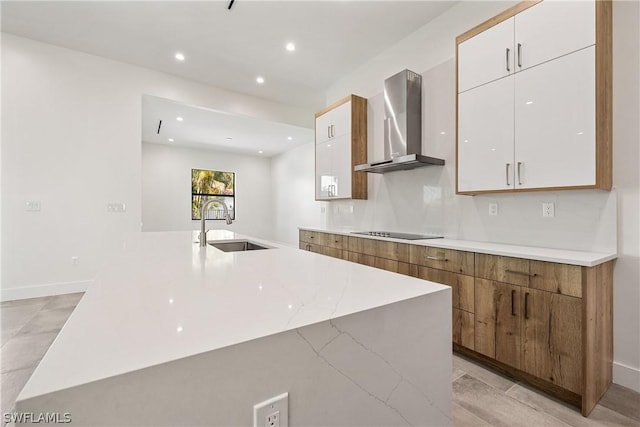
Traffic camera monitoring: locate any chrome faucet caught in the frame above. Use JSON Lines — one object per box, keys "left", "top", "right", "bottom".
{"left": 199, "top": 198, "right": 233, "bottom": 247}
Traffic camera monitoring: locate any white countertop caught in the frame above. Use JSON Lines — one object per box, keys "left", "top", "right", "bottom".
{"left": 20, "top": 230, "right": 449, "bottom": 400}
{"left": 299, "top": 227, "right": 616, "bottom": 267}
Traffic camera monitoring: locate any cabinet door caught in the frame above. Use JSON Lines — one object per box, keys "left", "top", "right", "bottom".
{"left": 315, "top": 111, "right": 332, "bottom": 145}
{"left": 315, "top": 141, "right": 334, "bottom": 198}
{"left": 458, "top": 76, "right": 515, "bottom": 193}
{"left": 515, "top": 0, "right": 595, "bottom": 72}
{"left": 330, "top": 101, "right": 352, "bottom": 139}
{"left": 522, "top": 289, "right": 582, "bottom": 394}
{"left": 458, "top": 17, "right": 514, "bottom": 93}
{"left": 514, "top": 47, "right": 595, "bottom": 189}
{"left": 330, "top": 134, "right": 352, "bottom": 198}
{"left": 453, "top": 308, "right": 475, "bottom": 350}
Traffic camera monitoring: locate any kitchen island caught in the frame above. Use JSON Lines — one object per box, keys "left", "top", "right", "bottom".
{"left": 16, "top": 230, "right": 452, "bottom": 426}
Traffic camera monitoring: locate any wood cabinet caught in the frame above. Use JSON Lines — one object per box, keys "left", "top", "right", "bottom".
{"left": 298, "top": 229, "right": 614, "bottom": 416}
{"left": 456, "top": 0, "right": 612, "bottom": 195}
{"left": 315, "top": 95, "right": 367, "bottom": 200}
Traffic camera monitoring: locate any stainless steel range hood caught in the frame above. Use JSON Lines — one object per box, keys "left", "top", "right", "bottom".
{"left": 355, "top": 69, "right": 444, "bottom": 174}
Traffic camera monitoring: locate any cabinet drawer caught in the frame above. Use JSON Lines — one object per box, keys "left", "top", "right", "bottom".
{"left": 410, "top": 246, "right": 474, "bottom": 275}
{"left": 417, "top": 266, "right": 474, "bottom": 313}
{"left": 346, "top": 251, "right": 375, "bottom": 267}
{"left": 300, "top": 242, "right": 322, "bottom": 254}
{"left": 453, "top": 308, "right": 475, "bottom": 351}
{"left": 320, "top": 246, "right": 343, "bottom": 259}
{"left": 319, "top": 233, "right": 344, "bottom": 250}
{"left": 299, "top": 230, "right": 319, "bottom": 244}
{"left": 348, "top": 237, "right": 409, "bottom": 262}
{"left": 530, "top": 261, "right": 582, "bottom": 298}
{"left": 475, "top": 253, "right": 531, "bottom": 287}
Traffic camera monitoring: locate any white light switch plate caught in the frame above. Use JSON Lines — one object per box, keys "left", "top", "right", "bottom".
{"left": 488, "top": 203, "right": 498, "bottom": 216}
{"left": 107, "top": 202, "right": 126, "bottom": 213}
{"left": 25, "top": 201, "right": 41, "bottom": 211}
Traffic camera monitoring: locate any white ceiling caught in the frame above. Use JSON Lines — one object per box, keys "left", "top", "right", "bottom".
{"left": 142, "top": 95, "right": 314, "bottom": 156}
{"left": 1, "top": 1, "right": 457, "bottom": 110}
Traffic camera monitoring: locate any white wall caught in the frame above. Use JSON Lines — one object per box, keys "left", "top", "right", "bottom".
{"left": 141, "top": 142, "right": 272, "bottom": 239}
{"left": 1, "top": 33, "right": 313, "bottom": 300}
{"left": 323, "top": 1, "right": 638, "bottom": 390}
{"left": 270, "top": 142, "right": 322, "bottom": 247}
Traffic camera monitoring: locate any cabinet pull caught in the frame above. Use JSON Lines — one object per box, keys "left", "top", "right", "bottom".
{"left": 505, "top": 269, "right": 536, "bottom": 277}
{"left": 331, "top": 125, "right": 335, "bottom": 138}
{"left": 511, "top": 290, "right": 516, "bottom": 316}
{"left": 506, "top": 163, "right": 511, "bottom": 186}
{"left": 426, "top": 256, "right": 448, "bottom": 262}
{"left": 517, "top": 162, "right": 523, "bottom": 185}
{"left": 517, "top": 43, "right": 522, "bottom": 68}
{"left": 327, "top": 126, "right": 331, "bottom": 139}
{"left": 524, "top": 292, "right": 530, "bottom": 319}
{"left": 506, "top": 48, "right": 511, "bottom": 72}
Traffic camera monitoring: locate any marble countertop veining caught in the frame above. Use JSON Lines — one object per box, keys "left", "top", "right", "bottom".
{"left": 19, "top": 230, "right": 449, "bottom": 401}
{"left": 299, "top": 227, "right": 616, "bottom": 267}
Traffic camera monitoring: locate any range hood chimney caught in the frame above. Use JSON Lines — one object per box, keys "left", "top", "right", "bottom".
{"left": 355, "top": 69, "right": 444, "bottom": 174}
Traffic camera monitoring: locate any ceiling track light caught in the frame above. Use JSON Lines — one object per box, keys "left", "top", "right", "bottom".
{"left": 228, "top": 0, "right": 235, "bottom": 10}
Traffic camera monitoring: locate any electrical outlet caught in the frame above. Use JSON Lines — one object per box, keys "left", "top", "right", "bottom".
{"left": 542, "top": 202, "right": 555, "bottom": 218}
{"left": 25, "top": 201, "right": 41, "bottom": 212}
{"left": 254, "top": 393, "right": 288, "bottom": 427}
{"left": 107, "top": 202, "right": 126, "bottom": 213}
{"left": 71, "top": 256, "right": 79, "bottom": 265}
{"left": 488, "top": 203, "right": 498, "bottom": 216}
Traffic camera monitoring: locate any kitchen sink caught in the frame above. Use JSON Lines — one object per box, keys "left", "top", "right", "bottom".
{"left": 208, "top": 240, "right": 270, "bottom": 252}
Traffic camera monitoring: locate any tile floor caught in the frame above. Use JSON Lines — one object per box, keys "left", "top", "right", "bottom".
{"left": 1, "top": 293, "right": 639, "bottom": 426}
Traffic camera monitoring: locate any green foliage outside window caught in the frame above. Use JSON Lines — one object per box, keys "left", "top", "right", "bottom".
{"left": 191, "top": 169, "right": 235, "bottom": 220}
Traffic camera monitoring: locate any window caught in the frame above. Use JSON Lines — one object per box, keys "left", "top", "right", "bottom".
{"left": 191, "top": 169, "right": 235, "bottom": 220}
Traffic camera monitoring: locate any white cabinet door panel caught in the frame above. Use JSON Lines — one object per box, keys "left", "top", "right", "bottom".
{"left": 331, "top": 135, "right": 352, "bottom": 198}
{"left": 330, "top": 101, "right": 352, "bottom": 139}
{"left": 315, "top": 112, "right": 332, "bottom": 145}
{"left": 515, "top": 47, "right": 595, "bottom": 189}
{"left": 515, "top": 0, "right": 595, "bottom": 72}
{"left": 458, "top": 76, "right": 515, "bottom": 192}
{"left": 315, "top": 141, "right": 334, "bottom": 198}
{"left": 458, "top": 17, "right": 514, "bottom": 93}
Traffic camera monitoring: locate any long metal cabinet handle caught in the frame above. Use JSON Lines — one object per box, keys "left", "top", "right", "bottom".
{"left": 331, "top": 125, "right": 335, "bottom": 138}
{"left": 517, "top": 43, "right": 522, "bottom": 68}
{"left": 524, "top": 292, "right": 530, "bottom": 319}
{"left": 506, "top": 163, "right": 511, "bottom": 186}
{"left": 506, "top": 48, "right": 511, "bottom": 72}
{"left": 517, "top": 162, "right": 523, "bottom": 185}
{"left": 327, "top": 126, "right": 330, "bottom": 139}
{"left": 505, "top": 269, "right": 536, "bottom": 277}
{"left": 511, "top": 290, "right": 516, "bottom": 316}
{"left": 426, "top": 256, "right": 448, "bottom": 262}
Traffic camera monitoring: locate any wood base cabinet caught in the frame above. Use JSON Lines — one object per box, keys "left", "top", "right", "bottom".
{"left": 298, "top": 229, "right": 614, "bottom": 416}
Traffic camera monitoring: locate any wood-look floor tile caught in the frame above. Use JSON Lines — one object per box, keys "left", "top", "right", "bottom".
{"left": 0, "top": 367, "right": 34, "bottom": 414}
{"left": 453, "top": 367, "right": 466, "bottom": 382}
{"left": 0, "top": 305, "right": 44, "bottom": 330}
{"left": 453, "top": 402, "right": 492, "bottom": 427}
{"left": 587, "top": 404, "right": 640, "bottom": 427}
{"left": 0, "top": 332, "right": 57, "bottom": 374}
{"left": 41, "top": 293, "right": 84, "bottom": 311}
{"left": 453, "top": 353, "right": 515, "bottom": 393}
{"left": 0, "top": 297, "right": 50, "bottom": 309}
{"left": 453, "top": 374, "right": 571, "bottom": 427}
{"left": 598, "top": 383, "right": 640, "bottom": 422}
{"left": 17, "top": 308, "right": 75, "bottom": 336}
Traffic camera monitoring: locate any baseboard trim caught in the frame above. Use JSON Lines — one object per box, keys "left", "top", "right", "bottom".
{"left": 613, "top": 361, "right": 640, "bottom": 393}
{"left": 1, "top": 280, "right": 93, "bottom": 302}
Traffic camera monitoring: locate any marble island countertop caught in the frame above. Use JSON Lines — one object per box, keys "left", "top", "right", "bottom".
{"left": 299, "top": 227, "right": 617, "bottom": 267}
{"left": 19, "top": 230, "right": 450, "bottom": 401}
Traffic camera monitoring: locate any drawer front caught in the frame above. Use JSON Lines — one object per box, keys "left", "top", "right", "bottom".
{"left": 299, "top": 230, "right": 319, "bottom": 244}
{"left": 300, "top": 242, "right": 323, "bottom": 254}
{"left": 530, "top": 261, "right": 582, "bottom": 298}
{"left": 410, "top": 246, "right": 474, "bottom": 275}
{"left": 475, "top": 253, "right": 531, "bottom": 287}
{"left": 320, "top": 246, "right": 343, "bottom": 259}
{"left": 417, "top": 267, "right": 474, "bottom": 313}
{"left": 453, "top": 308, "right": 475, "bottom": 350}
{"left": 320, "top": 233, "right": 344, "bottom": 250}
{"left": 346, "top": 251, "right": 375, "bottom": 267}
{"left": 349, "top": 237, "right": 409, "bottom": 262}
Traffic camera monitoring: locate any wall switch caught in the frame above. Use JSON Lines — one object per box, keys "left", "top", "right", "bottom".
{"left": 542, "top": 202, "right": 555, "bottom": 218}
{"left": 71, "top": 256, "right": 79, "bottom": 265}
{"left": 488, "top": 203, "right": 498, "bottom": 216}
{"left": 254, "top": 393, "right": 288, "bottom": 427}
{"left": 25, "top": 201, "right": 41, "bottom": 211}
{"left": 320, "top": 206, "right": 326, "bottom": 214}
{"left": 107, "top": 202, "right": 126, "bottom": 213}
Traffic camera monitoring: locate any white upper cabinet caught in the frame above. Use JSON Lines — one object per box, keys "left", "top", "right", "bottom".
{"left": 514, "top": 46, "right": 595, "bottom": 189}
{"left": 458, "top": 17, "right": 515, "bottom": 93}
{"left": 458, "top": 76, "right": 515, "bottom": 193}
{"left": 314, "top": 95, "right": 367, "bottom": 200}
{"left": 456, "top": 0, "right": 611, "bottom": 195}
{"left": 514, "top": 0, "right": 595, "bottom": 72}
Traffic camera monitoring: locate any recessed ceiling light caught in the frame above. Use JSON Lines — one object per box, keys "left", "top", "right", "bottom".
{"left": 285, "top": 42, "right": 296, "bottom": 52}
{"left": 176, "top": 326, "right": 183, "bottom": 333}
{"left": 287, "top": 136, "right": 293, "bottom": 141}
{"left": 168, "top": 138, "right": 174, "bottom": 142}
{"left": 258, "top": 150, "right": 264, "bottom": 154}
{"left": 176, "top": 116, "right": 183, "bottom": 122}
{"left": 440, "top": 131, "right": 446, "bottom": 135}
{"left": 175, "top": 52, "right": 185, "bottom": 61}
{"left": 256, "top": 76, "right": 265, "bottom": 84}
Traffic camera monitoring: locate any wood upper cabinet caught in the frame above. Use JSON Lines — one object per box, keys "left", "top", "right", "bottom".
{"left": 315, "top": 95, "right": 368, "bottom": 201}
{"left": 456, "top": 0, "right": 612, "bottom": 195}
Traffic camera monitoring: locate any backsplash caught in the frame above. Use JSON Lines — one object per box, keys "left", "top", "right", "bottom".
{"left": 324, "top": 59, "right": 617, "bottom": 253}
